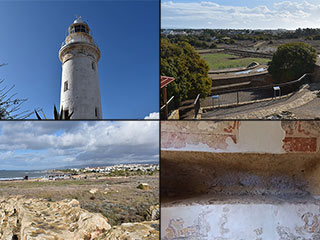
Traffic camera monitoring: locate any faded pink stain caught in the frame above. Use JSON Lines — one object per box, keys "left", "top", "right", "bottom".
{"left": 297, "top": 122, "right": 310, "bottom": 136}
{"left": 282, "top": 137, "right": 317, "bottom": 152}
{"left": 161, "top": 131, "right": 236, "bottom": 150}
{"left": 223, "top": 121, "right": 240, "bottom": 134}
{"left": 284, "top": 122, "right": 310, "bottom": 137}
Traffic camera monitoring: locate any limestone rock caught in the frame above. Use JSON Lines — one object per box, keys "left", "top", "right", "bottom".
{"left": 137, "top": 183, "right": 150, "bottom": 190}
{"left": 0, "top": 197, "right": 111, "bottom": 240}
{"left": 147, "top": 205, "right": 160, "bottom": 221}
{"left": 89, "top": 188, "right": 99, "bottom": 194}
{"left": 0, "top": 197, "right": 159, "bottom": 240}
{"left": 99, "top": 220, "right": 159, "bottom": 240}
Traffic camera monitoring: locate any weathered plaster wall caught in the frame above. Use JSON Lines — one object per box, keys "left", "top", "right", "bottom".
{"left": 162, "top": 203, "right": 320, "bottom": 240}
{"left": 161, "top": 121, "right": 320, "bottom": 240}
{"left": 161, "top": 121, "right": 320, "bottom": 153}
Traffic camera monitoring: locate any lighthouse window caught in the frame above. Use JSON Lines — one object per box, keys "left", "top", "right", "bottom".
{"left": 92, "top": 62, "right": 96, "bottom": 71}
{"left": 71, "top": 25, "right": 89, "bottom": 34}
{"left": 95, "top": 107, "right": 98, "bottom": 117}
{"left": 64, "top": 81, "right": 68, "bottom": 91}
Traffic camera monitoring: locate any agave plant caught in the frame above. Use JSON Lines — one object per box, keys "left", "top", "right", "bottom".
{"left": 34, "top": 105, "right": 73, "bottom": 120}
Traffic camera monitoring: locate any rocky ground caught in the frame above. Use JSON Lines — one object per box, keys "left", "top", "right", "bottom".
{"left": 0, "top": 174, "right": 159, "bottom": 239}
{"left": 0, "top": 197, "right": 159, "bottom": 240}
{"left": 0, "top": 174, "right": 159, "bottom": 226}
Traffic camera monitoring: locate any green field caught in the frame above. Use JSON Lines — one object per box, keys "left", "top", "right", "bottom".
{"left": 201, "top": 53, "right": 270, "bottom": 70}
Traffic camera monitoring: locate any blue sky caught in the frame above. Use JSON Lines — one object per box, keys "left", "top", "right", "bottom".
{"left": 162, "top": 0, "right": 320, "bottom": 29}
{"left": 0, "top": 121, "right": 159, "bottom": 170}
{"left": 0, "top": 0, "right": 159, "bottom": 119}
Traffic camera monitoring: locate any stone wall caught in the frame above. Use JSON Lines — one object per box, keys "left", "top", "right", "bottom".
{"left": 211, "top": 72, "right": 271, "bottom": 94}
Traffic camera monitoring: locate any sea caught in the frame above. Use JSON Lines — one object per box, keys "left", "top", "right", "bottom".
{"left": 0, "top": 170, "right": 49, "bottom": 181}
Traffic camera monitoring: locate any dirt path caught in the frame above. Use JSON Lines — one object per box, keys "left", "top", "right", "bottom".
{"left": 201, "top": 83, "right": 320, "bottom": 119}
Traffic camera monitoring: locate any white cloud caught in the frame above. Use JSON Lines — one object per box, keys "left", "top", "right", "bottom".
{"left": 144, "top": 112, "right": 159, "bottom": 119}
{"left": 162, "top": 0, "right": 320, "bottom": 29}
{"left": 0, "top": 121, "right": 159, "bottom": 170}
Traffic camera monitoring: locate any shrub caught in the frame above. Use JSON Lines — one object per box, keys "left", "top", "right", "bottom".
{"left": 268, "top": 42, "right": 317, "bottom": 83}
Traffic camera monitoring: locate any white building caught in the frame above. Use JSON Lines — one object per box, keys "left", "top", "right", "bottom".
{"left": 59, "top": 17, "right": 102, "bottom": 119}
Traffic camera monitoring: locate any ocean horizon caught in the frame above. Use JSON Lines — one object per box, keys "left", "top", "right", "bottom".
{"left": 0, "top": 162, "right": 159, "bottom": 180}
{"left": 0, "top": 170, "right": 49, "bottom": 181}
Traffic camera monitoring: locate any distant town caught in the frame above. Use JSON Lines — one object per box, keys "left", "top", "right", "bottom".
{"left": 67, "top": 163, "right": 158, "bottom": 174}
{"left": 45, "top": 163, "right": 159, "bottom": 181}
{"left": 162, "top": 28, "right": 293, "bottom": 37}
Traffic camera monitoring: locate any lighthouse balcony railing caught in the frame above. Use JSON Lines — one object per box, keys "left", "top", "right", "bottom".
{"left": 61, "top": 40, "right": 98, "bottom": 48}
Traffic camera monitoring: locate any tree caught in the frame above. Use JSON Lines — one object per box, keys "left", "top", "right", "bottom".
{"left": 160, "top": 39, "right": 211, "bottom": 107}
{"left": 268, "top": 42, "right": 317, "bottom": 83}
{"left": 0, "top": 64, "right": 32, "bottom": 119}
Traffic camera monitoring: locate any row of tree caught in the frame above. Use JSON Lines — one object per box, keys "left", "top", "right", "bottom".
{"left": 163, "top": 27, "right": 320, "bottom": 50}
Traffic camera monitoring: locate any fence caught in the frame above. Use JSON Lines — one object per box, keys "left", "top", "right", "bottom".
{"left": 205, "top": 73, "right": 311, "bottom": 107}
{"left": 160, "top": 96, "right": 175, "bottom": 120}
{"left": 194, "top": 94, "right": 201, "bottom": 118}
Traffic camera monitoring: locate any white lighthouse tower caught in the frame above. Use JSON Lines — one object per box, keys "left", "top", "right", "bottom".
{"left": 59, "top": 17, "right": 102, "bottom": 119}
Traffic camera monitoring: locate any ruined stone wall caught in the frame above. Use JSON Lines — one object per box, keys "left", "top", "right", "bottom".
{"left": 211, "top": 72, "right": 270, "bottom": 92}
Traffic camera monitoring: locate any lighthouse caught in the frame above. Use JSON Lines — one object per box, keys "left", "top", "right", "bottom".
{"left": 59, "top": 17, "right": 102, "bottom": 119}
